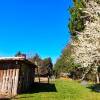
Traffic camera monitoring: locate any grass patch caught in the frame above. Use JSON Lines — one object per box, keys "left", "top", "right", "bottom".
{"left": 13, "top": 79, "right": 100, "bottom": 100}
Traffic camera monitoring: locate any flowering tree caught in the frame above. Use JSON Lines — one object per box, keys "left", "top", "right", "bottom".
{"left": 70, "top": 0, "right": 100, "bottom": 82}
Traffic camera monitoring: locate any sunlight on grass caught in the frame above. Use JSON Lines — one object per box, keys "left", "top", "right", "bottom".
{"left": 13, "top": 79, "right": 100, "bottom": 100}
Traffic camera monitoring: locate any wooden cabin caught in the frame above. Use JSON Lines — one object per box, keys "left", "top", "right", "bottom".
{"left": 0, "top": 57, "right": 36, "bottom": 96}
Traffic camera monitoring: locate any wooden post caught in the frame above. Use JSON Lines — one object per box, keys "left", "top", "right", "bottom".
{"left": 37, "top": 67, "right": 40, "bottom": 83}
{"left": 48, "top": 75, "right": 50, "bottom": 84}
{"left": 35, "top": 62, "right": 40, "bottom": 83}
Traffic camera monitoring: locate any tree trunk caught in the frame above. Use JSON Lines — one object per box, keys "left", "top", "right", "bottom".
{"left": 81, "top": 67, "right": 90, "bottom": 80}
{"left": 37, "top": 67, "right": 40, "bottom": 83}
{"left": 96, "top": 73, "right": 99, "bottom": 84}
{"left": 48, "top": 76, "right": 50, "bottom": 84}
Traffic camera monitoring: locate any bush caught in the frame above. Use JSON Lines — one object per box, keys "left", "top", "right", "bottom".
{"left": 68, "top": 0, "right": 86, "bottom": 38}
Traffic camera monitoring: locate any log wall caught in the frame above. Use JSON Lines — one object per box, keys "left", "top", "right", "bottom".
{"left": 17, "top": 62, "right": 35, "bottom": 93}
{"left": 0, "top": 60, "right": 35, "bottom": 96}
{"left": 0, "top": 68, "right": 19, "bottom": 96}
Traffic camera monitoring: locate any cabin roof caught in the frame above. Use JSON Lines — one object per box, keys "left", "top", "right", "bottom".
{"left": 0, "top": 57, "right": 26, "bottom": 60}
{"left": 0, "top": 57, "right": 37, "bottom": 68}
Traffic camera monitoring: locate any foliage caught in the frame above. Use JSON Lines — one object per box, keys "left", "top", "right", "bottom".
{"left": 42, "top": 58, "right": 53, "bottom": 68}
{"left": 55, "top": 0, "right": 100, "bottom": 81}
{"left": 15, "top": 51, "right": 26, "bottom": 57}
{"left": 29, "top": 54, "right": 41, "bottom": 66}
{"left": 42, "top": 58, "right": 53, "bottom": 76}
{"left": 54, "top": 44, "right": 80, "bottom": 77}
{"left": 29, "top": 54, "right": 53, "bottom": 76}
{"left": 15, "top": 51, "right": 22, "bottom": 57}
{"left": 68, "top": 0, "right": 86, "bottom": 38}
{"left": 70, "top": 0, "right": 100, "bottom": 82}
{"left": 95, "top": 0, "right": 100, "bottom": 4}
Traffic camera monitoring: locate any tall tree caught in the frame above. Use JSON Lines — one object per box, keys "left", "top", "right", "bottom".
{"left": 29, "top": 54, "right": 53, "bottom": 76}
{"left": 54, "top": 44, "right": 79, "bottom": 76}
{"left": 15, "top": 51, "right": 23, "bottom": 57}
{"left": 42, "top": 58, "right": 53, "bottom": 76}
{"left": 29, "top": 54, "right": 41, "bottom": 66}
{"left": 70, "top": 0, "right": 100, "bottom": 82}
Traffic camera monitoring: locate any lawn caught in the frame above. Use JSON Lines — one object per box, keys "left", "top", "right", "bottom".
{"left": 12, "top": 79, "right": 100, "bottom": 100}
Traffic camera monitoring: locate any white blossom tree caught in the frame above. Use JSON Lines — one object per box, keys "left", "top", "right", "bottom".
{"left": 71, "top": 0, "right": 100, "bottom": 83}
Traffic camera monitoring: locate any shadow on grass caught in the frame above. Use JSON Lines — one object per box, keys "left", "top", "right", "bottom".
{"left": 0, "top": 98, "right": 10, "bottom": 100}
{"left": 13, "top": 82, "right": 57, "bottom": 99}
{"left": 87, "top": 84, "right": 100, "bottom": 93}
{"left": 24, "top": 82, "right": 57, "bottom": 93}
{"left": 0, "top": 97, "right": 11, "bottom": 100}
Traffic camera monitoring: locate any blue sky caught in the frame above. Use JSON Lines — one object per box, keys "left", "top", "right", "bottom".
{"left": 0, "top": 0, "right": 72, "bottom": 63}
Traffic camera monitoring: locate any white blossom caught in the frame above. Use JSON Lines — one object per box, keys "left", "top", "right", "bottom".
{"left": 71, "top": 0, "right": 100, "bottom": 70}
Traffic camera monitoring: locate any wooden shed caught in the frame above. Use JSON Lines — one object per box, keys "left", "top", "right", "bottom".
{"left": 0, "top": 57, "right": 36, "bottom": 96}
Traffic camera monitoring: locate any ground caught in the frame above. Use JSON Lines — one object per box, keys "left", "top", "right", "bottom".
{"left": 12, "top": 79, "right": 100, "bottom": 100}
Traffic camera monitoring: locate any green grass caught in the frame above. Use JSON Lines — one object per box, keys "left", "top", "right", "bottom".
{"left": 13, "top": 79, "right": 100, "bottom": 100}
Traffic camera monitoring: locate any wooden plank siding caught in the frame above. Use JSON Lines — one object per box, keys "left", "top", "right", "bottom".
{"left": 0, "top": 68, "right": 19, "bottom": 96}
{"left": 0, "top": 59, "right": 36, "bottom": 96}
{"left": 18, "top": 63, "right": 33, "bottom": 93}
